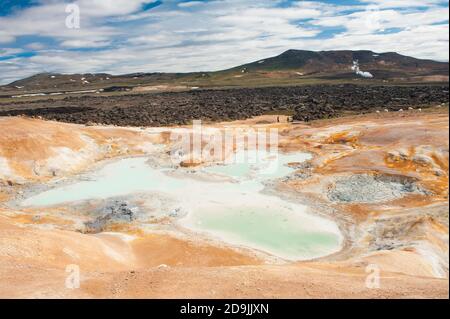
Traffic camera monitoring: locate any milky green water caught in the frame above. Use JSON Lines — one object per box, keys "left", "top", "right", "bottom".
{"left": 21, "top": 158, "right": 185, "bottom": 206}
{"left": 204, "top": 150, "right": 310, "bottom": 181}
{"left": 189, "top": 206, "right": 340, "bottom": 259}
{"left": 20, "top": 151, "right": 342, "bottom": 260}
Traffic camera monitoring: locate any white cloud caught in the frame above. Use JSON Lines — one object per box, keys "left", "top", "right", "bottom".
{"left": 61, "top": 39, "right": 111, "bottom": 48}
{"left": 26, "top": 42, "right": 46, "bottom": 50}
{"left": 0, "top": 2, "right": 118, "bottom": 45}
{"left": 0, "top": 0, "right": 448, "bottom": 84}
{"left": 358, "top": 0, "right": 447, "bottom": 8}
{"left": 178, "top": 1, "right": 205, "bottom": 8}
{"left": 76, "top": 0, "right": 151, "bottom": 17}
{"left": 0, "top": 48, "right": 24, "bottom": 57}
{"left": 313, "top": 6, "right": 449, "bottom": 35}
{"left": 0, "top": 30, "right": 15, "bottom": 43}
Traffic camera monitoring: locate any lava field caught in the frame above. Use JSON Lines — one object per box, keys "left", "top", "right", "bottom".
{"left": 0, "top": 84, "right": 448, "bottom": 126}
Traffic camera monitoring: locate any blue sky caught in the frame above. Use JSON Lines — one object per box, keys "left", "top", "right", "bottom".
{"left": 0, "top": 0, "right": 448, "bottom": 84}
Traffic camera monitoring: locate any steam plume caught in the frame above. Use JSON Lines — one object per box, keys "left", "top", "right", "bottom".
{"left": 352, "top": 60, "right": 374, "bottom": 78}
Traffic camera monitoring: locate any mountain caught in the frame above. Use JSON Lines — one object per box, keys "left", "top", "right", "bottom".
{"left": 228, "top": 49, "right": 449, "bottom": 79}
{"left": 2, "top": 50, "right": 448, "bottom": 94}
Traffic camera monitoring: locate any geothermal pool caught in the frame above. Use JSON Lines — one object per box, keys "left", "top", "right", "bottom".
{"left": 21, "top": 151, "right": 342, "bottom": 260}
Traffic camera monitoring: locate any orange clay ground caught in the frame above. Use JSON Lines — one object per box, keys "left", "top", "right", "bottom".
{"left": 0, "top": 108, "right": 448, "bottom": 299}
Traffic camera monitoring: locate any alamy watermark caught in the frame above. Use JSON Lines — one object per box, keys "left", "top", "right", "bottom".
{"left": 65, "top": 3, "right": 80, "bottom": 29}
{"left": 365, "top": 264, "right": 381, "bottom": 289}
{"left": 169, "top": 120, "right": 280, "bottom": 173}
{"left": 65, "top": 264, "right": 80, "bottom": 289}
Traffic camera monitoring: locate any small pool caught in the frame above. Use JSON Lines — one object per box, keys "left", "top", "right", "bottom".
{"left": 20, "top": 150, "right": 342, "bottom": 260}
{"left": 204, "top": 150, "right": 311, "bottom": 182}
{"left": 184, "top": 204, "right": 341, "bottom": 260}
{"left": 21, "top": 157, "right": 186, "bottom": 207}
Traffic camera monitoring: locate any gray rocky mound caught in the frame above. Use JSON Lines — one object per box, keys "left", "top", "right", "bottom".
{"left": 84, "top": 200, "right": 138, "bottom": 233}
{"left": 328, "top": 174, "right": 429, "bottom": 203}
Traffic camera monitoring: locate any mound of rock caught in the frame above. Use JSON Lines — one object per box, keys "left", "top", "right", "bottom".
{"left": 328, "top": 174, "right": 430, "bottom": 203}
{"left": 84, "top": 200, "right": 138, "bottom": 233}
{"left": 293, "top": 99, "right": 336, "bottom": 122}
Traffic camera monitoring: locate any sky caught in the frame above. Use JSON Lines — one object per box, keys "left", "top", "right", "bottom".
{"left": 0, "top": 0, "right": 448, "bottom": 84}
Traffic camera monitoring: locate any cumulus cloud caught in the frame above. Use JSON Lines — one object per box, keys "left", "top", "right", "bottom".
{"left": 0, "top": 0, "right": 448, "bottom": 84}
{"left": 357, "top": 0, "right": 447, "bottom": 8}
{"left": 178, "top": 1, "right": 205, "bottom": 8}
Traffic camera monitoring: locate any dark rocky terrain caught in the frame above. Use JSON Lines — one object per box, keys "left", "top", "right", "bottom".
{"left": 0, "top": 84, "right": 448, "bottom": 126}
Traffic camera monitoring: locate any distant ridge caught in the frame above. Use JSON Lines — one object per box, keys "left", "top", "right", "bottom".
{"left": 229, "top": 49, "right": 448, "bottom": 78}
{"left": 3, "top": 50, "right": 448, "bottom": 92}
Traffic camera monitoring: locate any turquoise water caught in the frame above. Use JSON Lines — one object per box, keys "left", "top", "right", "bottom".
{"left": 204, "top": 162, "right": 252, "bottom": 178}
{"left": 187, "top": 206, "right": 340, "bottom": 260}
{"left": 21, "top": 158, "right": 186, "bottom": 206}
{"left": 20, "top": 151, "right": 342, "bottom": 260}
{"left": 204, "top": 150, "right": 311, "bottom": 181}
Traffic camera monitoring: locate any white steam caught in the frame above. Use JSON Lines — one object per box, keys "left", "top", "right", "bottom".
{"left": 352, "top": 60, "right": 374, "bottom": 78}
